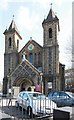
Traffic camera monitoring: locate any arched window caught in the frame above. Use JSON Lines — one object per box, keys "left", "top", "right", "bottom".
{"left": 49, "top": 28, "right": 52, "bottom": 38}
{"left": 9, "top": 37, "right": 12, "bottom": 47}
{"left": 38, "top": 52, "right": 41, "bottom": 64}
{"left": 17, "top": 39, "right": 19, "bottom": 49}
{"left": 29, "top": 53, "right": 33, "bottom": 64}
{"left": 34, "top": 53, "right": 36, "bottom": 64}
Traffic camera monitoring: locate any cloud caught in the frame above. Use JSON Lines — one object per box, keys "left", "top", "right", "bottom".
{"left": 54, "top": 0, "right": 63, "bottom": 6}
{"left": 17, "top": 6, "right": 40, "bottom": 31}
{"left": 0, "top": 0, "right": 9, "bottom": 10}
{"left": 54, "top": 0, "right": 72, "bottom": 6}
{"left": 35, "top": 0, "right": 51, "bottom": 8}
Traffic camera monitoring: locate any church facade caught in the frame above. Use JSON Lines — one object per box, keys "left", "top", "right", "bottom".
{"left": 3, "top": 8, "right": 65, "bottom": 95}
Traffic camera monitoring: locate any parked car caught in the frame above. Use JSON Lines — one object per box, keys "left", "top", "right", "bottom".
{"left": 15, "top": 91, "right": 56, "bottom": 117}
{"left": 48, "top": 91, "right": 74, "bottom": 107}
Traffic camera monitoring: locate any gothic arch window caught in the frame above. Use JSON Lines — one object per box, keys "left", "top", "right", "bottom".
{"left": 9, "top": 37, "right": 12, "bottom": 47}
{"left": 34, "top": 53, "right": 36, "bottom": 64}
{"left": 38, "top": 52, "right": 41, "bottom": 65}
{"left": 29, "top": 53, "right": 33, "bottom": 64}
{"left": 49, "top": 47, "right": 52, "bottom": 73}
{"left": 49, "top": 28, "right": 52, "bottom": 38}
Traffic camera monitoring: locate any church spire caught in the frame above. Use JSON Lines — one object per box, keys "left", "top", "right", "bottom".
{"left": 42, "top": 6, "right": 60, "bottom": 31}
{"left": 3, "top": 17, "right": 22, "bottom": 39}
{"left": 42, "top": 6, "right": 59, "bottom": 24}
{"left": 50, "top": 3, "right": 52, "bottom": 9}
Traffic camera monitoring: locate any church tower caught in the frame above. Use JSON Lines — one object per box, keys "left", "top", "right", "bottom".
{"left": 3, "top": 19, "right": 22, "bottom": 94}
{"left": 42, "top": 7, "right": 60, "bottom": 92}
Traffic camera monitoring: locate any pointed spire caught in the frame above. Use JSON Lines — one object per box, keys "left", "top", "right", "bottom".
{"left": 42, "top": 5, "right": 59, "bottom": 24}
{"left": 8, "top": 18, "right": 18, "bottom": 31}
{"left": 50, "top": 3, "right": 52, "bottom": 9}
{"left": 13, "top": 15, "right": 14, "bottom": 20}
{"left": 3, "top": 16, "right": 22, "bottom": 39}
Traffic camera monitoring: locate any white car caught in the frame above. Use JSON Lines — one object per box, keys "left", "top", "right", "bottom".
{"left": 15, "top": 91, "right": 56, "bottom": 117}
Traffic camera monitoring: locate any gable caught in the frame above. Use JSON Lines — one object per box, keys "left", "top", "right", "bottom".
{"left": 19, "top": 39, "right": 43, "bottom": 54}
{"left": 11, "top": 59, "right": 40, "bottom": 86}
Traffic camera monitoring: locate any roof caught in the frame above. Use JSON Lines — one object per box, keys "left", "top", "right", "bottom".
{"left": 42, "top": 8, "right": 59, "bottom": 24}
{"left": 19, "top": 38, "right": 43, "bottom": 53}
{"left": 11, "top": 59, "right": 41, "bottom": 86}
{"left": 3, "top": 20, "right": 22, "bottom": 39}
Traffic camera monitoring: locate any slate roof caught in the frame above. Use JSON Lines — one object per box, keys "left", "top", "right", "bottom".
{"left": 42, "top": 8, "right": 59, "bottom": 24}
{"left": 19, "top": 39, "right": 43, "bottom": 54}
{"left": 3, "top": 20, "right": 22, "bottom": 39}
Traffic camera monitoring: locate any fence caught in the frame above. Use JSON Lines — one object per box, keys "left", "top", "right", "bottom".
{"left": 0, "top": 95, "right": 56, "bottom": 120}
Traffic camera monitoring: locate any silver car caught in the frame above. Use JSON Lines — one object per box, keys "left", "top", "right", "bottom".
{"left": 48, "top": 91, "right": 74, "bottom": 107}
{"left": 15, "top": 91, "right": 56, "bottom": 117}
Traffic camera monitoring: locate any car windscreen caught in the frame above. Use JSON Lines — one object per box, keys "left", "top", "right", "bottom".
{"left": 66, "top": 92, "right": 74, "bottom": 98}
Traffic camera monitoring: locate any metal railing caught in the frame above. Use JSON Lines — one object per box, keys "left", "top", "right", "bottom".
{"left": 0, "top": 95, "right": 56, "bottom": 119}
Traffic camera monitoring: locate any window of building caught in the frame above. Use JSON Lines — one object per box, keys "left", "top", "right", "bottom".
{"left": 9, "top": 37, "right": 12, "bottom": 47}
{"left": 49, "top": 47, "right": 52, "bottom": 64}
{"left": 34, "top": 53, "right": 36, "bottom": 64}
{"left": 49, "top": 28, "right": 52, "bottom": 38}
{"left": 49, "top": 48, "right": 52, "bottom": 73}
{"left": 25, "top": 54, "right": 27, "bottom": 59}
{"left": 38, "top": 52, "right": 41, "bottom": 65}
{"left": 29, "top": 53, "right": 33, "bottom": 64}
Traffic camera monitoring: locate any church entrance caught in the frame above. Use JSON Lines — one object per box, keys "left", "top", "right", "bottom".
{"left": 20, "top": 79, "right": 32, "bottom": 92}
{"left": 11, "top": 60, "right": 40, "bottom": 95}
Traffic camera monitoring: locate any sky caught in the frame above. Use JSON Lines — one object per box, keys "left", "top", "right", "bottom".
{"left": 0, "top": 0, "right": 73, "bottom": 83}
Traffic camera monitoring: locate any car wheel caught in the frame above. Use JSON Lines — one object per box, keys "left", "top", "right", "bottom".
{"left": 27, "top": 106, "right": 33, "bottom": 118}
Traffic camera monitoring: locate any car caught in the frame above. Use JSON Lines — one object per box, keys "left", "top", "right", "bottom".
{"left": 48, "top": 91, "right": 74, "bottom": 107}
{"left": 15, "top": 91, "right": 56, "bottom": 117}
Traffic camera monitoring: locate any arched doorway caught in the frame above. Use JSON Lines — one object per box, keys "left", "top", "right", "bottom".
{"left": 27, "top": 87, "right": 31, "bottom": 91}
{"left": 15, "top": 78, "right": 33, "bottom": 92}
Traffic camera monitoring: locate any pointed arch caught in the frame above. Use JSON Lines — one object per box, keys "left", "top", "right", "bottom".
{"left": 49, "top": 28, "right": 52, "bottom": 38}
{"left": 9, "top": 37, "right": 12, "bottom": 47}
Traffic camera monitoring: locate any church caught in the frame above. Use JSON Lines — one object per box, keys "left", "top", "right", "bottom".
{"left": 3, "top": 7, "right": 65, "bottom": 96}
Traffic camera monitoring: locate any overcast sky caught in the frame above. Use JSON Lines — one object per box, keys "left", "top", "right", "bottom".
{"left": 0, "top": 0, "right": 73, "bottom": 83}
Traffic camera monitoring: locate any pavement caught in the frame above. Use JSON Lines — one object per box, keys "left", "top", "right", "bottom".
{"left": 0, "top": 109, "right": 11, "bottom": 120}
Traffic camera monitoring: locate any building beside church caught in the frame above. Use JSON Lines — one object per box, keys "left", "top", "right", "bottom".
{"left": 3, "top": 7, "right": 65, "bottom": 96}
{"left": 65, "top": 68, "right": 74, "bottom": 92}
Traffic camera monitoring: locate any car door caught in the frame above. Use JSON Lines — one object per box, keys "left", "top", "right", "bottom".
{"left": 22, "top": 93, "right": 30, "bottom": 110}
{"left": 59, "top": 92, "right": 69, "bottom": 106}
{"left": 52, "top": 92, "right": 60, "bottom": 103}
{"left": 18, "top": 92, "right": 23, "bottom": 105}
{"left": 63, "top": 93, "right": 73, "bottom": 106}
